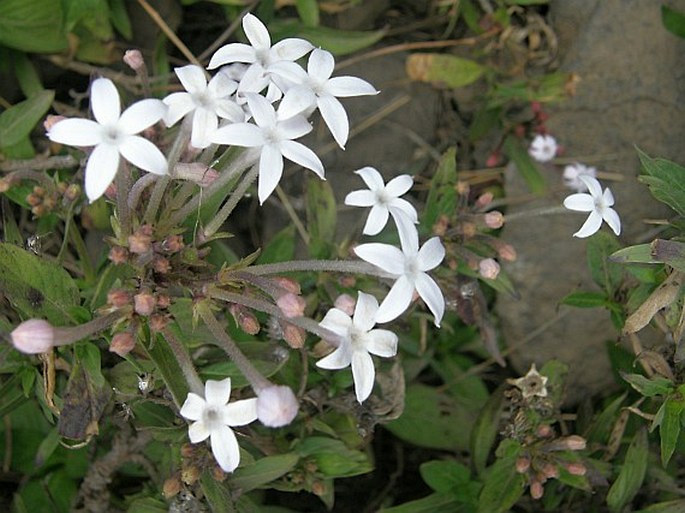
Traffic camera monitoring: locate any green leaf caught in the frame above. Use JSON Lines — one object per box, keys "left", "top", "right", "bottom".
{"left": 477, "top": 445, "right": 525, "bottom": 513}
{"left": 648, "top": 239, "right": 685, "bottom": 274}
{"left": 0, "top": 242, "right": 80, "bottom": 325}
{"left": 306, "top": 177, "right": 336, "bottom": 258}
{"left": 230, "top": 453, "right": 299, "bottom": 493}
{"left": 620, "top": 372, "right": 674, "bottom": 397}
{"left": 380, "top": 493, "right": 463, "bottom": 513}
{"left": 0, "top": 0, "right": 68, "bottom": 52}
{"left": 606, "top": 427, "right": 649, "bottom": 512}
{"left": 296, "top": 437, "right": 372, "bottom": 478}
{"left": 586, "top": 231, "right": 623, "bottom": 294}
{"left": 635, "top": 499, "right": 685, "bottom": 513}
{"left": 109, "top": 0, "right": 132, "bottom": 39}
{"left": 200, "top": 472, "right": 234, "bottom": 513}
{"left": 560, "top": 291, "right": 610, "bottom": 308}
{"left": 143, "top": 332, "right": 190, "bottom": 408}
{"left": 295, "top": 0, "right": 319, "bottom": 26}
{"left": 637, "top": 149, "right": 685, "bottom": 217}
{"left": 422, "top": 147, "right": 457, "bottom": 232}
{"left": 610, "top": 243, "right": 658, "bottom": 265}
{"left": 662, "top": 5, "right": 685, "bottom": 39}
{"left": 470, "top": 386, "right": 505, "bottom": 475}
{"left": 257, "top": 225, "right": 296, "bottom": 264}
{"left": 420, "top": 460, "right": 470, "bottom": 493}
{"left": 0, "top": 90, "right": 54, "bottom": 149}
{"left": 13, "top": 52, "right": 43, "bottom": 97}
{"left": 502, "top": 135, "right": 545, "bottom": 194}
{"left": 406, "top": 53, "right": 485, "bottom": 89}
{"left": 126, "top": 497, "right": 169, "bottom": 513}
{"left": 271, "top": 20, "right": 385, "bottom": 55}
{"left": 657, "top": 395, "right": 685, "bottom": 466}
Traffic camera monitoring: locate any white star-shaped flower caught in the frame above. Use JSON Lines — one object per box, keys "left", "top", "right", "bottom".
{"left": 562, "top": 162, "right": 597, "bottom": 192}
{"left": 163, "top": 65, "right": 244, "bottom": 149}
{"left": 316, "top": 291, "right": 398, "bottom": 403}
{"left": 271, "top": 48, "right": 379, "bottom": 148}
{"left": 528, "top": 134, "right": 558, "bottom": 163}
{"left": 354, "top": 215, "right": 446, "bottom": 327}
{"left": 563, "top": 175, "right": 621, "bottom": 238}
{"left": 47, "top": 78, "right": 167, "bottom": 202}
{"left": 344, "top": 166, "right": 417, "bottom": 235}
{"left": 179, "top": 378, "right": 258, "bottom": 473}
{"left": 210, "top": 93, "right": 324, "bottom": 204}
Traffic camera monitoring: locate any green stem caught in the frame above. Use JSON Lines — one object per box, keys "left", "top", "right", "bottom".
{"left": 246, "top": 259, "right": 390, "bottom": 278}
{"left": 65, "top": 210, "right": 96, "bottom": 283}
{"left": 116, "top": 162, "right": 132, "bottom": 242}
{"left": 202, "top": 164, "right": 258, "bottom": 239}
{"left": 53, "top": 311, "right": 125, "bottom": 346}
{"left": 161, "top": 327, "right": 204, "bottom": 396}
{"left": 504, "top": 205, "right": 568, "bottom": 222}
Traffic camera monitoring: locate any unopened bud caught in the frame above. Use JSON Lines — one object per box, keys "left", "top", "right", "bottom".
{"left": 530, "top": 480, "right": 544, "bottom": 500}
{"left": 134, "top": 291, "right": 156, "bottom": 316}
{"left": 339, "top": 275, "right": 356, "bottom": 288}
{"left": 334, "top": 294, "right": 356, "bottom": 316}
{"left": 479, "top": 258, "right": 500, "bottom": 280}
{"left": 44, "top": 115, "right": 66, "bottom": 132}
{"left": 229, "top": 304, "right": 260, "bottom": 335}
{"left": 272, "top": 276, "right": 301, "bottom": 295}
{"left": 485, "top": 152, "right": 501, "bottom": 168}
{"left": 109, "top": 246, "right": 129, "bottom": 264}
{"left": 280, "top": 321, "right": 305, "bottom": 348}
{"left": 152, "top": 255, "right": 171, "bottom": 274}
{"left": 162, "top": 234, "right": 184, "bottom": 253}
{"left": 110, "top": 332, "right": 136, "bottom": 357}
{"left": 64, "top": 184, "right": 81, "bottom": 201}
{"left": 180, "top": 443, "right": 195, "bottom": 459}
{"left": 105, "top": 182, "right": 117, "bottom": 200}
{"left": 277, "top": 293, "right": 306, "bottom": 318}
{"left": 157, "top": 294, "right": 171, "bottom": 309}
{"left": 462, "top": 221, "right": 477, "bottom": 238}
{"left": 497, "top": 243, "right": 517, "bottom": 262}
{"left": 128, "top": 231, "right": 152, "bottom": 255}
{"left": 26, "top": 193, "right": 41, "bottom": 206}
{"left": 537, "top": 424, "right": 553, "bottom": 438}
{"left": 149, "top": 314, "right": 168, "bottom": 332}
{"left": 123, "top": 49, "right": 145, "bottom": 71}
{"left": 107, "top": 289, "right": 131, "bottom": 308}
{"left": 475, "top": 192, "right": 494, "bottom": 208}
{"left": 565, "top": 462, "right": 587, "bottom": 476}
{"left": 162, "top": 475, "right": 181, "bottom": 499}
{"left": 515, "top": 456, "right": 530, "bottom": 474}
{"left": 541, "top": 462, "right": 559, "bottom": 479}
{"left": 484, "top": 211, "right": 504, "bottom": 229}
{"left": 432, "top": 214, "right": 449, "bottom": 236}
{"left": 562, "top": 435, "right": 587, "bottom": 451}
{"left": 456, "top": 181, "right": 470, "bottom": 195}
{"left": 181, "top": 464, "right": 200, "bottom": 485}
{"left": 311, "top": 481, "right": 326, "bottom": 496}
{"left": 174, "top": 163, "right": 219, "bottom": 187}
{"left": 11, "top": 319, "right": 55, "bottom": 354}
{"left": 0, "top": 178, "right": 11, "bottom": 193}
{"left": 256, "top": 385, "right": 299, "bottom": 427}
{"left": 31, "top": 205, "right": 47, "bottom": 217}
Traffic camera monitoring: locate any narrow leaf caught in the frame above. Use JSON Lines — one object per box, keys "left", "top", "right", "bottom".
{"left": 503, "top": 136, "right": 545, "bottom": 194}
{"left": 620, "top": 372, "right": 674, "bottom": 397}
{"left": 406, "top": 54, "right": 485, "bottom": 89}
{"left": 606, "top": 427, "right": 649, "bottom": 512}
{"left": 0, "top": 90, "right": 54, "bottom": 149}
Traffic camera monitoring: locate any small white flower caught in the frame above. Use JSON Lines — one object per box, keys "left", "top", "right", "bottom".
{"left": 163, "top": 65, "right": 244, "bottom": 149}
{"left": 528, "top": 134, "right": 558, "bottom": 163}
{"left": 562, "top": 162, "right": 597, "bottom": 192}
{"left": 256, "top": 385, "right": 299, "bottom": 427}
{"left": 316, "top": 291, "right": 398, "bottom": 403}
{"left": 47, "top": 78, "right": 167, "bottom": 202}
{"left": 210, "top": 93, "right": 324, "bottom": 204}
{"left": 271, "top": 48, "right": 379, "bottom": 148}
{"left": 354, "top": 215, "right": 445, "bottom": 327}
{"left": 180, "top": 378, "right": 258, "bottom": 473}
{"left": 344, "top": 166, "right": 417, "bottom": 235}
{"left": 563, "top": 175, "right": 621, "bottom": 238}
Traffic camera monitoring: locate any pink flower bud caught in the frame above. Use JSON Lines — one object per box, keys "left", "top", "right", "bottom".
{"left": 562, "top": 435, "right": 587, "bottom": 451}
{"left": 44, "top": 115, "right": 67, "bottom": 132}
{"left": 334, "top": 294, "right": 356, "bottom": 316}
{"left": 107, "top": 288, "right": 131, "bottom": 308}
{"left": 497, "top": 243, "right": 517, "bottom": 262}
{"left": 542, "top": 462, "right": 559, "bottom": 479}
{"left": 174, "top": 163, "right": 219, "bottom": 188}
{"left": 565, "top": 462, "right": 587, "bottom": 476}
{"left": 128, "top": 231, "right": 152, "bottom": 255}
{"left": 161, "top": 234, "right": 184, "bottom": 253}
{"left": 537, "top": 424, "right": 553, "bottom": 438}
{"left": 123, "top": 49, "right": 145, "bottom": 71}
{"left": 515, "top": 456, "right": 530, "bottom": 474}
{"left": 272, "top": 276, "right": 301, "bottom": 295}
{"left": 479, "top": 258, "right": 500, "bottom": 280}
{"left": 280, "top": 321, "right": 305, "bottom": 348}
{"left": 485, "top": 152, "right": 500, "bottom": 168}
{"left": 11, "top": 319, "right": 55, "bottom": 354}
{"left": 256, "top": 385, "right": 299, "bottom": 427}
{"left": 109, "top": 246, "right": 129, "bottom": 264}
{"left": 110, "top": 332, "right": 136, "bottom": 357}
{"left": 229, "top": 304, "right": 260, "bottom": 335}
{"left": 475, "top": 192, "right": 494, "bottom": 208}
{"left": 276, "top": 293, "right": 305, "bottom": 318}
{"left": 134, "top": 291, "right": 157, "bottom": 316}
{"left": 530, "top": 480, "right": 544, "bottom": 500}
{"left": 484, "top": 211, "right": 504, "bottom": 229}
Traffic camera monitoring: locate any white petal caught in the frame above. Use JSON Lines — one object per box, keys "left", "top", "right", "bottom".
{"left": 415, "top": 273, "right": 445, "bottom": 327}
{"left": 48, "top": 118, "right": 102, "bottom": 146}
{"left": 180, "top": 393, "right": 206, "bottom": 421}
{"left": 279, "top": 140, "right": 324, "bottom": 178}
{"left": 355, "top": 167, "right": 384, "bottom": 191}
{"left": 278, "top": 86, "right": 316, "bottom": 120}
{"left": 118, "top": 99, "right": 166, "bottom": 135}
{"left": 276, "top": 116, "right": 313, "bottom": 140}
{"left": 211, "top": 123, "right": 265, "bottom": 147}
{"left": 351, "top": 350, "right": 375, "bottom": 403}
{"left": 363, "top": 204, "right": 389, "bottom": 236}
{"left": 365, "top": 330, "right": 398, "bottom": 358}
{"left": 603, "top": 187, "right": 615, "bottom": 207}
{"left": 579, "top": 175, "right": 603, "bottom": 199}
{"left": 563, "top": 193, "right": 594, "bottom": 212}
{"left": 326, "top": 76, "right": 379, "bottom": 98}
{"left": 205, "top": 377, "right": 232, "bottom": 406}
{"left": 603, "top": 207, "right": 622, "bottom": 236}
{"left": 389, "top": 200, "right": 418, "bottom": 224}
{"left": 118, "top": 135, "right": 168, "bottom": 175}
{"left": 210, "top": 425, "right": 241, "bottom": 473}
{"left": 175, "top": 65, "right": 207, "bottom": 95}
{"left": 208, "top": 43, "right": 257, "bottom": 69}
{"left": 308, "top": 48, "right": 335, "bottom": 81}
{"left": 246, "top": 93, "right": 276, "bottom": 128}
{"left": 222, "top": 397, "right": 258, "bottom": 427}
{"left": 375, "top": 275, "right": 414, "bottom": 324}
{"left": 345, "top": 189, "right": 376, "bottom": 207}
{"left": 258, "top": 145, "right": 284, "bottom": 204}
{"left": 208, "top": 72, "right": 237, "bottom": 98}
{"left": 85, "top": 143, "right": 120, "bottom": 202}
{"left": 353, "top": 292, "right": 379, "bottom": 332}
{"left": 163, "top": 92, "right": 195, "bottom": 126}
{"left": 188, "top": 421, "right": 211, "bottom": 443}
{"left": 354, "top": 243, "right": 405, "bottom": 275}
{"left": 317, "top": 94, "right": 349, "bottom": 149}
{"left": 319, "top": 308, "right": 353, "bottom": 336}
{"left": 385, "top": 174, "right": 413, "bottom": 197}
{"left": 316, "top": 344, "right": 352, "bottom": 370}
{"left": 417, "top": 237, "right": 445, "bottom": 272}
{"left": 90, "top": 78, "right": 121, "bottom": 125}
{"left": 573, "top": 210, "right": 603, "bottom": 238}
{"left": 243, "top": 13, "right": 271, "bottom": 51}
{"left": 395, "top": 212, "right": 420, "bottom": 254}
{"left": 215, "top": 98, "right": 245, "bottom": 123}
{"left": 269, "top": 38, "right": 313, "bottom": 62}
{"left": 268, "top": 60, "right": 308, "bottom": 85}
{"left": 190, "top": 108, "right": 217, "bottom": 149}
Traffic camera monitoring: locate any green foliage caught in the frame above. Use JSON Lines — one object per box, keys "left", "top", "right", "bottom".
{"left": 662, "top": 5, "right": 685, "bottom": 39}
{"left": 0, "top": 0, "right": 67, "bottom": 52}
{"left": 0, "top": 89, "right": 54, "bottom": 154}
{"left": 406, "top": 53, "right": 486, "bottom": 89}
{"left": 607, "top": 428, "right": 649, "bottom": 512}
{"left": 477, "top": 440, "right": 525, "bottom": 513}
{"left": 502, "top": 135, "right": 546, "bottom": 194}
{"left": 637, "top": 149, "right": 685, "bottom": 217}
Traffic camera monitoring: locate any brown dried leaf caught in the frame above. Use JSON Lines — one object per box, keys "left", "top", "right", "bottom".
{"left": 623, "top": 272, "right": 682, "bottom": 334}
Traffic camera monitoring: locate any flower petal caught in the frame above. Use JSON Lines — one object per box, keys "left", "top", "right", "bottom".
{"left": 417, "top": 237, "right": 445, "bottom": 272}
{"left": 208, "top": 71, "right": 237, "bottom": 98}
{"left": 375, "top": 275, "right": 414, "bottom": 324}
{"left": 212, "top": 123, "right": 265, "bottom": 147}
{"left": 603, "top": 207, "right": 622, "bottom": 236}
{"left": 205, "top": 377, "right": 232, "bottom": 407}
{"left": 573, "top": 210, "right": 603, "bottom": 238}
{"left": 208, "top": 43, "right": 256, "bottom": 69}
{"left": 210, "top": 425, "right": 241, "bottom": 473}
{"left": 279, "top": 140, "right": 324, "bottom": 178}
{"left": 90, "top": 78, "right": 121, "bottom": 125}
{"left": 243, "top": 13, "right": 271, "bottom": 51}
{"left": 319, "top": 308, "right": 352, "bottom": 336}
{"left": 603, "top": 187, "right": 615, "bottom": 207}
{"left": 268, "top": 61, "right": 308, "bottom": 86}
{"left": 258, "top": 145, "right": 284, "bottom": 204}
{"left": 389, "top": 200, "right": 418, "bottom": 224}
{"left": 385, "top": 174, "right": 413, "bottom": 197}
{"left": 579, "top": 175, "right": 603, "bottom": 199}
{"left": 351, "top": 350, "right": 375, "bottom": 403}
{"left": 190, "top": 108, "right": 217, "bottom": 149}
{"left": 362, "top": 204, "right": 389, "bottom": 236}
{"left": 269, "top": 38, "right": 313, "bottom": 62}
{"left": 365, "top": 330, "right": 398, "bottom": 358}
{"left": 415, "top": 273, "right": 445, "bottom": 327}
{"left": 180, "top": 393, "right": 206, "bottom": 421}
{"left": 317, "top": 94, "right": 349, "bottom": 149}
{"left": 175, "top": 64, "right": 207, "bottom": 95}
{"left": 222, "top": 397, "right": 258, "bottom": 427}
{"left": 326, "top": 76, "right": 379, "bottom": 98}
{"left": 316, "top": 344, "right": 352, "bottom": 370}
{"left": 308, "top": 48, "right": 335, "bottom": 81}
{"left": 354, "top": 243, "right": 405, "bottom": 276}
{"left": 163, "top": 92, "right": 195, "bottom": 126}
{"left": 345, "top": 189, "right": 376, "bottom": 207}
{"left": 85, "top": 143, "right": 120, "bottom": 202}
{"left": 278, "top": 86, "right": 316, "bottom": 120}
{"left": 354, "top": 166, "right": 384, "bottom": 191}
{"left": 563, "top": 193, "right": 594, "bottom": 212}
{"left": 188, "top": 420, "right": 210, "bottom": 443}
{"left": 119, "top": 135, "right": 168, "bottom": 175}
{"left": 353, "top": 291, "right": 379, "bottom": 332}
{"left": 48, "top": 118, "right": 102, "bottom": 146}
{"left": 215, "top": 98, "right": 245, "bottom": 123}
{"left": 395, "top": 211, "right": 419, "bottom": 255}
{"left": 276, "top": 115, "right": 313, "bottom": 140}
{"left": 246, "top": 93, "right": 276, "bottom": 128}
{"left": 118, "top": 99, "right": 166, "bottom": 135}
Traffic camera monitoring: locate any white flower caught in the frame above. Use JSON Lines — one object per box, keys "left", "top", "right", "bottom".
{"left": 180, "top": 378, "right": 258, "bottom": 473}
{"left": 271, "top": 48, "right": 379, "bottom": 148}
{"left": 354, "top": 215, "right": 445, "bottom": 327}
{"left": 210, "top": 93, "right": 324, "bottom": 204}
{"left": 163, "top": 65, "right": 244, "bottom": 149}
{"left": 562, "top": 162, "right": 597, "bottom": 192}
{"left": 256, "top": 385, "right": 299, "bottom": 427}
{"left": 563, "top": 175, "right": 621, "bottom": 238}
{"left": 47, "top": 78, "right": 167, "bottom": 202}
{"left": 528, "top": 134, "right": 558, "bottom": 163}
{"left": 344, "top": 166, "right": 417, "bottom": 235}
{"left": 316, "top": 291, "right": 398, "bottom": 403}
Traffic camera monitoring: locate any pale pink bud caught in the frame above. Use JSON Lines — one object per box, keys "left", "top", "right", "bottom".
{"left": 44, "top": 115, "right": 66, "bottom": 132}
{"left": 537, "top": 424, "right": 553, "bottom": 438}
{"left": 229, "top": 304, "right": 260, "bottom": 335}
{"left": 515, "top": 456, "right": 530, "bottom": 474}
{"left": 497, "top": 243, "right": 517, "bottom": 262}
{"left": 280, "top": 321, "right": 305, "bottom": 348}
{"left": 530, "top": 480, "right": 544, "bottom": 500}
{"left": 565, "top": 462, "right": 587, "bottom": 476}
{"left": 105, "top": 182, "right": 117, "bottom": 200}
{"left": 479, "top": 258, "right": 500, "bottom": 280}
{"left": 110, "top": 332, "right": 136, "bottom": 357}
{"left": 333, "top": 294, "right": 356, "bottom": 316}
{"left": 123, "top": 49, "right": 145, "bottom": 71}
{"left": 542, "top": 462, "right": 559, "bottom": 479}
{"left": 134, "top": 291, "right": 156, "bottom": 316}
{"left": 475, "top": 192, "right": 494, "bottom": 208}
{"left": 11, "top": 319, "right": 55, "bottom": 354}
{"left": 128, "top": 226, "right": 153, "bottom": 254}
{"left": 276, "top": 293, "right": 306, "bottom": 318}
{"left": 272, "top": 276, "right": 301, "bottom": 295}
{"left": 174, "top": 163, "right": 219, "bottom": 188}
{"left": 256, "top": 385, "right": 299, "bottom": 427}
{"left": 107, "top": 289, "right": 131, "bottom": 308}
{"left": 109, "top": 246, "right": 129, "bottom": 264}
{"left": 161, "top": 234, "right": 184, "bottom": 253}
{"left": 484, "top": 211, "right": 504, "bottom": 229}
{"left": 485, "top": 152, "right": 500, "bottom": 168}
{"left": 562, "top": 435, "right": 587, "bottom": 451}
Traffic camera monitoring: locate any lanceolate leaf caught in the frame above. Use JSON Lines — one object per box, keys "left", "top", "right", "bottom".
{"left": 503, "top": 135, "right": 546, "bottom": 194}
{"left": 0, "top": 90, "right": 54, "bottom": 149}
{"left": 0, "top": 0, "right": 68, "bottom": 52}
{"left": 606, "top": 427, "right": 648, "bottom": 512}
{"left": 637, "top": 149, "right": 685, "bottom": 217}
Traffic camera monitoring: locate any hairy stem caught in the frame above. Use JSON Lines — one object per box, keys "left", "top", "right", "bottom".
{"left": 202, "top": 163, "right": 258, "bottom": 239}
{"left": 161, "top": 327, "right": 204, "bottom": 396}
{"left": 246, "top": 259, "right": 390, "bottom": 278}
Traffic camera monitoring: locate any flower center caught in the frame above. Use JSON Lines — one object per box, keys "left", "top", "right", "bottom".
{"left": 404, "top": 257, "right": 419, "bottom": 278}
{"left": 202, "top": 406, "right": 223, "bottom": 431}
{"left": 194, "top": 91, "right": 212, "bottom": 109}
{"left": 349, "top": 327, "right": 365, "bottom": 352}
{"left": 101, "top": 125, "right": 121, "bottom": 145}
{"left": 375, "top": 189, "right": 390, "bottom": 206}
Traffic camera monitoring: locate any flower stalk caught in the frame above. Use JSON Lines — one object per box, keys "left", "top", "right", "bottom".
{"left": 203, "top": 163, "right": 259, "bottom": 239}
{"left": 161, "top": 327, "right": 204, "bottom": 396}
